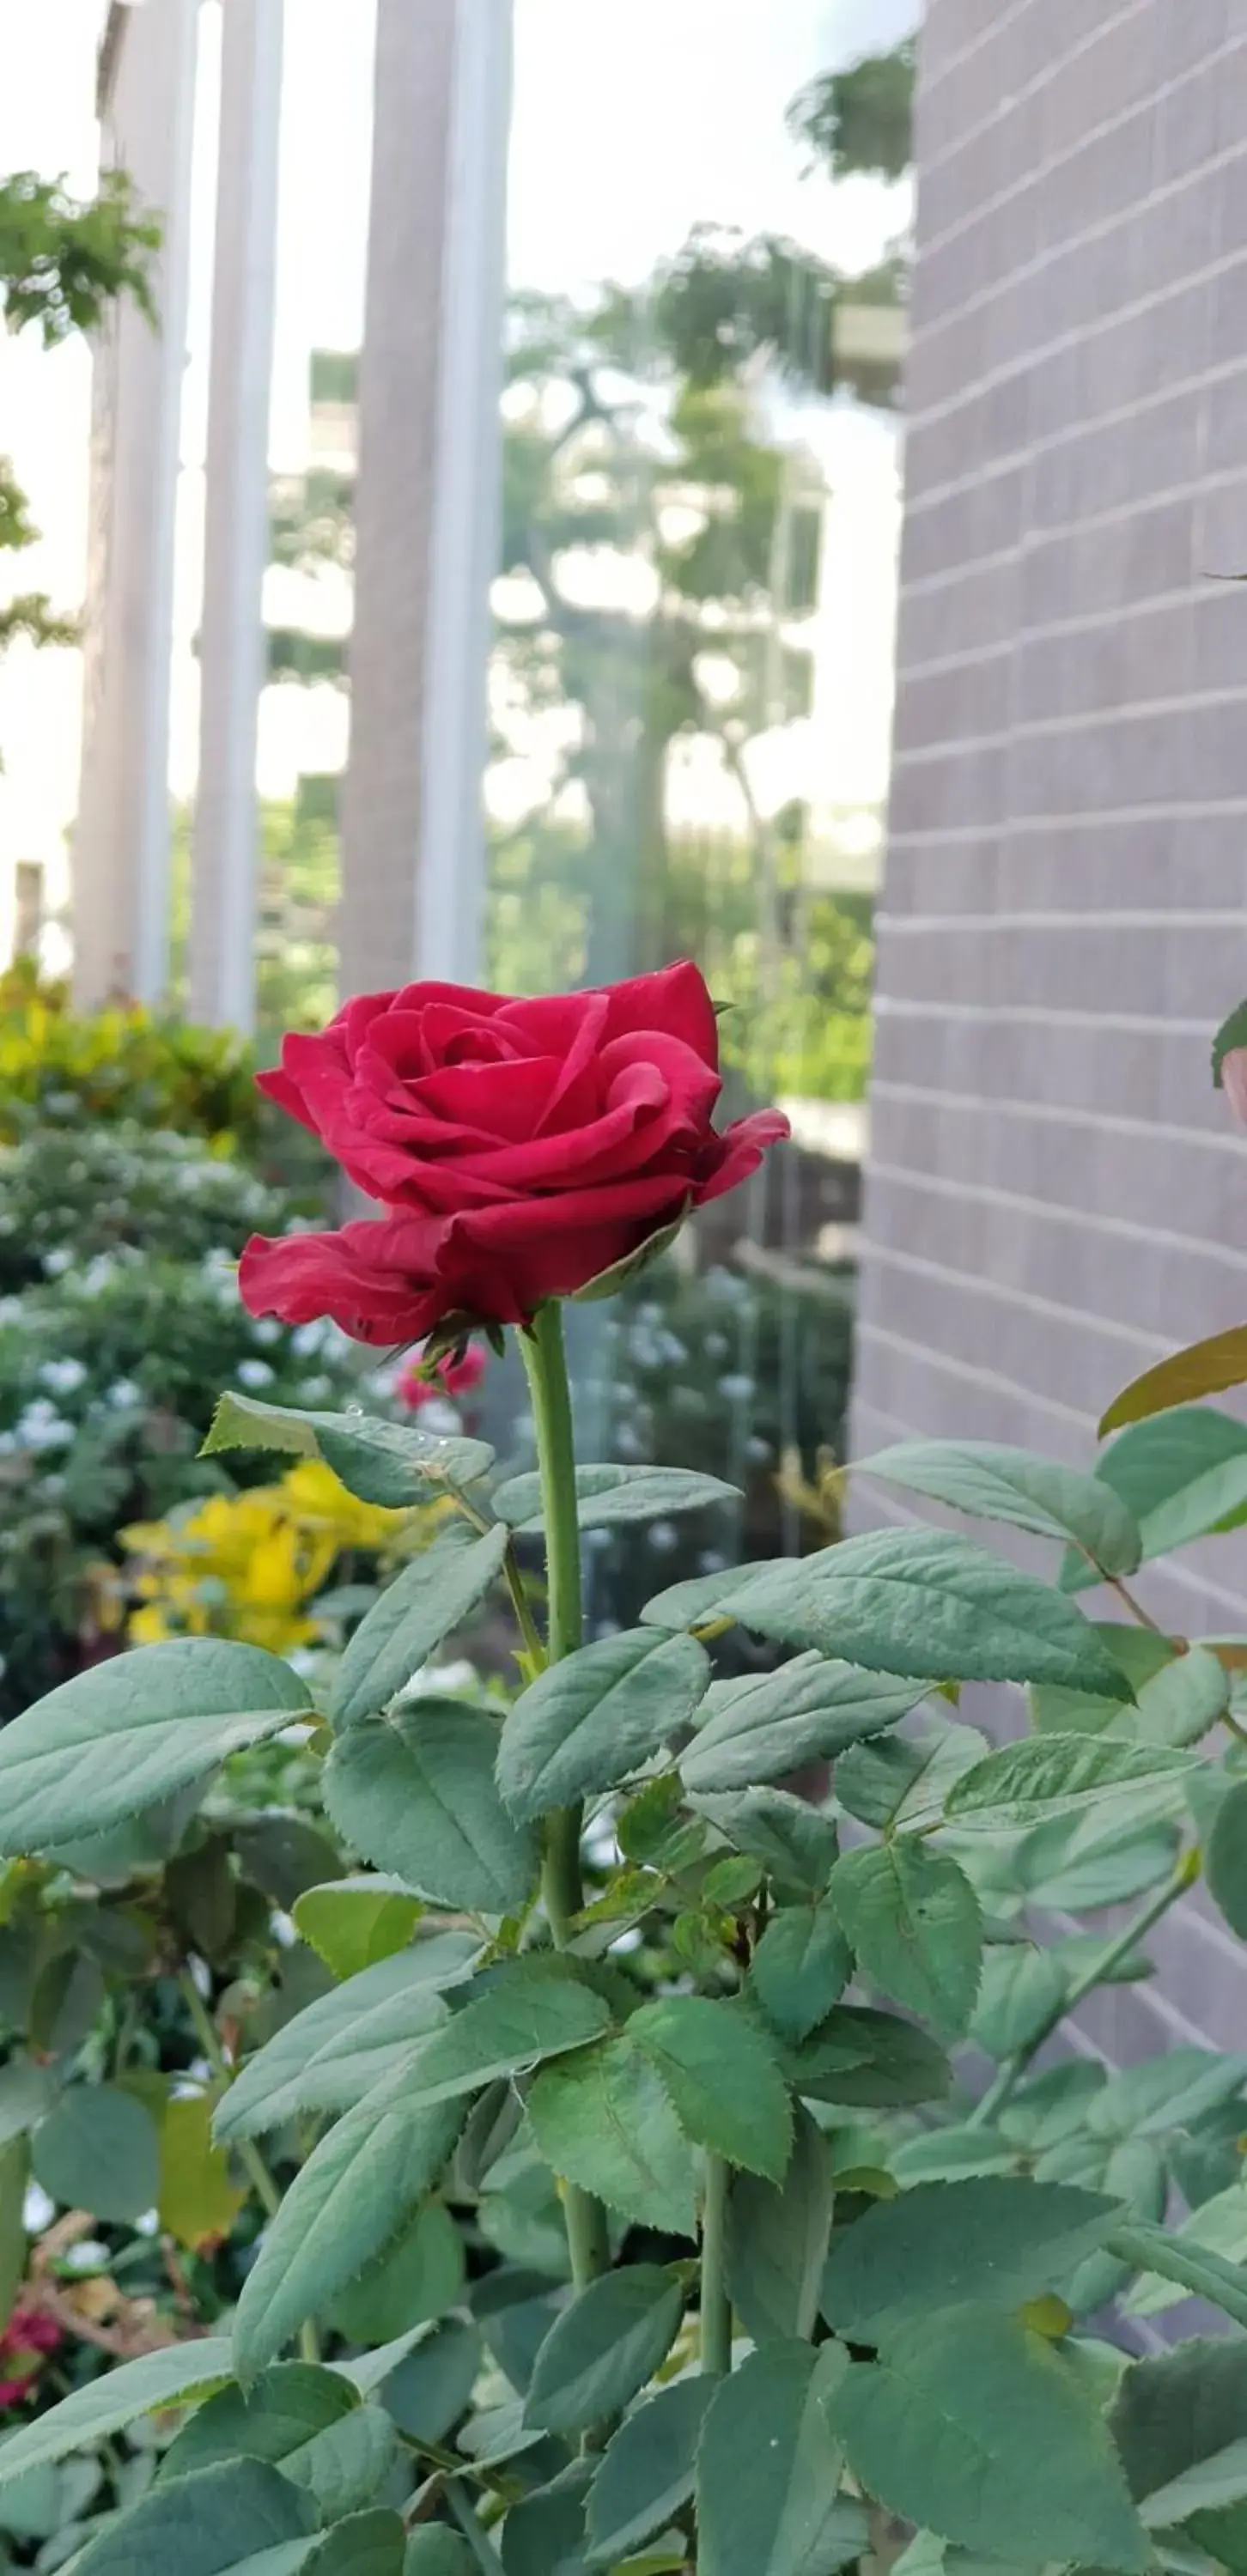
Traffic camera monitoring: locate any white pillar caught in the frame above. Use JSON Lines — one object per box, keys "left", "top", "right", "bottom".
{"left": 338, "top": 0, "right": 513, "bottom": 1000}
{"left": 73, "top": 0, "right": 198, "bottom": 1010}
{"left": 415, "top": 0, "right": 513, "bottom": 984}
{"left": 189, "top": 0, "right": 283, "bottom": 1030}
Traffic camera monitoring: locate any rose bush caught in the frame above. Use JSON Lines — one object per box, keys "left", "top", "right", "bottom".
{"left": 240, "top": 962, "right": 788, "bottom": 1341}
{"left": 22, "top": 979, "right": 1247, "bottom": 2575}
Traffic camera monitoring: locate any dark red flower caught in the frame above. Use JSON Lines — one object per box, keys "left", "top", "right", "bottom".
{"left": 240, "top": 965, "right": 787, "bottom": 1344}
{"left": 0, "top": 2304, "right": 61, "bottom": 2409}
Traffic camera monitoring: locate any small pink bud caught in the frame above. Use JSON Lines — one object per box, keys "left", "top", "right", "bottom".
{"left": 1223, "top": 1048, "right": 1247, "bottom": 1127}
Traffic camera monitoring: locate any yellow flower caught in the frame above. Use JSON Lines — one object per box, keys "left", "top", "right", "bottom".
{"left": 277, "top": 1458, "right": 419, "bottom": 1552}
{"left": 120, "top": 1457, "right": 446, "bottom": 1653}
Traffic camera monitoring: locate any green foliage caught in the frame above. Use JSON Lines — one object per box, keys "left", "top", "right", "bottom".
{"left": 323, "top": 1702, "right": 536, "bottom": 1909}
{"left": 497, "top": 1627, "right": 710, "bottom": 1820}
{"left": 524, "top": 2268, "right": 684, "bottom": 2439}
{"left": 232, "top": 2082, "right": 466, "bottom": 2375}
{"left": 0, "top": 1232, "right": 368, "bottom": 1717}
{"left": 213, "top": 1940, "right": 477, "bottom": 2140}
{"left": 326, "top": 1532, "right": 508, "bottom": 1729}
{"left": 829, "top": 2312, "right": 1147, "bottom": 2571}
{"left": 171, "top": 799, "right": 341, "bottom": 1044}
{"left": 724, "top": 2109, "right": 834, "bottom": 2344}
{"left": 492, "top": 1461, "right": 741, "bottom": 1530}
{"left": 24, "top": 1265, "right": 1247, "bottom": 2574}
{"left": 787, "top": 39, "right": 916, "bottom": 182}
{"left": 0, "top": 167, "right": 159, "bottom": 717}
{"left": 827, "top": 1839, "right": 982, "bottom": 2036}
{"left": 526, "top": 2032, "right": 699, "bottom": 2237}
{"left": 0, "top": 1124, "right": 295, "bottom": 1296}
{"left": 696, "top": 2341, "right": 863, "bottom": 2576}
{"left": 0, "top": 982, "right": 271, "bottom": 1149}
{"left": 488, "top": 246, "right": 883, "bottom": 1055}
{"left": 0, "top": 1637, "right": 313, "bottom": 1852}
{"left": 584, "top": 2379, "right": 712, "bottom": 2563}
{"left": 0, "top": 168, "right": 158, "bottom": 343}
{"left": 204, "top": 1393, "right": 493, "bottom": 1511}
{"left": 645, "top": 1525, "right": 1135, "bottom": 1697}
{"left": 859, "top": 1436, "right": 1142, "bottom": 1573}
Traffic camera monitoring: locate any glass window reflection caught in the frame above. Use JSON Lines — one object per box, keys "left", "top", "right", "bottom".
{"left": 490, "top": 2, "right": 918, "bottom": 1593}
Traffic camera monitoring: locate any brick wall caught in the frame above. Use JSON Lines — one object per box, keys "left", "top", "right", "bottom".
{"left": 854, "top": 0, "right": 1247, "bottom": 2066}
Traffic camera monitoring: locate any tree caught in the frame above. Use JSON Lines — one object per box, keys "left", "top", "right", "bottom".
{"left": 0, "top": 168, "right": 159, "bottom": 663}
{"left": 262, "top": 40, "right": 915, "bottom": 1096}
{"left": 788, "top": 35, "right": 917, "bottom": 183}
{"left": 486, "top": 37, "right": 915, "bottom": 1093}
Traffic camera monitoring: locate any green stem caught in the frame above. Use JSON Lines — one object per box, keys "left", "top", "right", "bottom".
{"left": 700, "top": 2154, "right": 733, "bottom": 2375}
{"left": 517, "top": 1303, "right": 610, "bottom": 2293}
{"left": 451, "top": 1481, "right": 547, "bottom": 1673}
{"left": 520, "top": 1304, "right": 587, "bottom": 1953}
{"left": 970, "top": 1850, "right": 1198, "bottom": 2129}
{"left": 502, "top": 1540, "right": 548, "bottom": 1671}
{"left": 179, "top": 1969, "right": 319, "bottom": 2362}
{"left": 520, "top": 1301, "right": 584, "bottom": 1666}
{"left": 1105, "top": 1574, "right": 1163, "bottom": 1634}
{"left": 446, "top": 2482, "right": 508, "bottom": 2575}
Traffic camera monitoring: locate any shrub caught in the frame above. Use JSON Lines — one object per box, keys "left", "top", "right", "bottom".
{"left": 0, "top": 1255, "right": 372, "bottom": 1716}
{"left": 0, "top": 978, "right": 264, "bottom": 1149}
{"left": 9, "top": 987, "right": 1247, "bottom": 2574}
{"left": 5, "top": 1332, "right": 1247, "bottom": 2571}
{"left": 0, "top": 1124, "right": 295, "bottom": 1295}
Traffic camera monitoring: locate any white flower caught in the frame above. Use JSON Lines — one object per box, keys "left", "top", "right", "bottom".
{"left": 108, "top": 1379, "right": 142, "bottom": 1410}
{"left": 237, "top": 1358, "right": 275, "bottom": 1390}
{"left": 43, "top": 1249, "right": 73, "bottom": 1277}
{"left": 646, "top": 1521, "right": 680, "bottom": 1553}
{"left": 252, "top": 1319, "right": 283, "bottom": 1347}
{"left": 292, "top": 1320, "right": 333, "bottom": 1358}
{"left": 15, "top": 1400, "right": 73, "bottom": 1452}
{"left": 40, "top": 1358, "right": 88, "bottom": 1398}
{"left": 720, "top": 1374, "right": 754, "bottom": 1406}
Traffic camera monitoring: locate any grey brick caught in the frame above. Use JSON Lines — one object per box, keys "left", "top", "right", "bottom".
{"left": 861, "top": 0, "right": 1247, "bottom": 2074}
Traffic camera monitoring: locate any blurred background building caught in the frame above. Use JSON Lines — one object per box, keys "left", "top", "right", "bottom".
{"left": 855, "top": 0, "right": 1247, "bottom": 1643}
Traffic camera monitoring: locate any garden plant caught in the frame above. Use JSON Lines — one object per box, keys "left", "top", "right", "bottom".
{"left": 5, "top": 968, "right": 1247, "bottom": 2573}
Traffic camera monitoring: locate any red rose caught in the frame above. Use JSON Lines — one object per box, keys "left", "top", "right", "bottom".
{"left": 240, "top": 964, "right": 788, "bottom": 1345}
{"left": 0, "top": 2304, "right": 60, "bottom": 2409}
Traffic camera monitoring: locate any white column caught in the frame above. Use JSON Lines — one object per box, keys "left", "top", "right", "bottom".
{"left": 188, "top": 0, "right": 283, "bottom": 1030}
{"left": 415, "top": 0, "right": 513, "bottom": 984}
{"left": 338, "top": 0, "right": 513, "bottom": 1000}
{"left": 73, "top": 0, "right": 198, "bottom": 1010}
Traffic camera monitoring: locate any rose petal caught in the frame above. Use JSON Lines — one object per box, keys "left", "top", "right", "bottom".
{"left": 690, "top": 1108, "right": 791, "bottom": 1205}
{"left": 598, "top": 961, "right": 720, "bottom": 1067}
